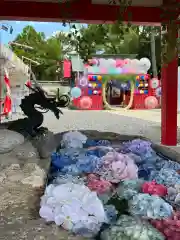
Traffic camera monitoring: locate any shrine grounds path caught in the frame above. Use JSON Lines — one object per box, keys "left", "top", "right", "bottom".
{"left": 11, "top": 108, "right": 180, "bottom": 144}
{"left": 41, "top": 109, "right": 169, "bottom": 143}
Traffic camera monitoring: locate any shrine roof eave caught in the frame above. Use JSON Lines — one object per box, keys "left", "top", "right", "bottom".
{"left": 0, "top": 0, "right": 178, "bottom": 24}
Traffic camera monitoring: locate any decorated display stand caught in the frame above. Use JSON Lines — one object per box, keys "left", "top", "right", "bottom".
{"left": 70, "top": 57, "right": 161, "bottom": 110}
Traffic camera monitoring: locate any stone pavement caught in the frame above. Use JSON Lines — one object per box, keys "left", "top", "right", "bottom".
{"left": 42, "top": 109, "right": 180, "bottom": 154}
{"left": 41, "top": 109, "right": 177, "bottom": 143}
{"left": 108, "top": 108, "right": 180, "bottom": 126}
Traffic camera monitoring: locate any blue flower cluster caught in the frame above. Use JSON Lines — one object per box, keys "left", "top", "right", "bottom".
{"left": 121, "top": 139, "right": 153, "bottom": 158}
{"left": 51, "top": 141, "right": 112, "bottom": 175}
{"left": 129, "top": 193, "right": 173, "bottom": 219}
{"left": 104, "top": 205, "right": 118, "bottom": 223}
{"left": 84, "top": 139, "right": 111, "bottom": 147}
{"left": 50, "top": 134, "right": 180, "bottom": 229}
{"left": 101, "top": 215, "right": 165, "bottom": 240}
{"left": 150, "top": 168, "right": 180, "bottom": 187}
{"left": 117, "top": 179, "right": 145, "bottom": 200}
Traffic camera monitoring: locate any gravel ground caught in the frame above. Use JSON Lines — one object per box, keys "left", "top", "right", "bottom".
{"left": 42, "top": 110, "right": 162, "bottom": 143}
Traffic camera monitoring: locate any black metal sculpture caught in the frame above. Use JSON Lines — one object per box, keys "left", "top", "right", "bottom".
{"left": 8, "top": 83, "right": 70, "bottom": 138}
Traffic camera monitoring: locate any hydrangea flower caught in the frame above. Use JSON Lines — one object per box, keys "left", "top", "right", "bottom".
{"left": 129, "top": 193, "right": 173, "bottom": 219}
{"left": 150, "top": 168, "right": 180, "bottom": 187}
{"left": 117, "top": 179, "right": 144, "bottom": 200}
{"left": 98, "top": 152, "right": 138, "bottom": 183}
{"left": 100, "top": 215, "right": 165, "bottom": 240}
{"left": 39, "top": 183, "right": 108, "bottom": 237}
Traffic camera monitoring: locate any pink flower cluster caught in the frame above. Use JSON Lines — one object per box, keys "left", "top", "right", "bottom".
{"left": 151, "top": 211, "right": 180, "bottom": 240}
{"left": 142, "top": 181, "right": 168, "bottom": 197}
{"left": 99, "top": 152, "right": 138, "bottom": 183}
{"left": 86, "top": 174, "right": 113, "bottom": 195}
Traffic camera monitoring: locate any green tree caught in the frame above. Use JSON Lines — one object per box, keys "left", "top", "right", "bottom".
{"left": 69, "top": 23, "right": 161, "bottom": 75}
{"left": 70, "top": 24, "right": 139, "bottom": 61}
{"left": 10, "top": 26, "right": 71, "bottom": 81}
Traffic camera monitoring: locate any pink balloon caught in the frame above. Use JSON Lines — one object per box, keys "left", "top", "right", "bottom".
{"left": 79, "top": 96, "right": 92, "bottom": 109}
{"left": 144, "top": 96, "right": 158, "bottom": 109}
{"left": 116, "top": 59, "right": 124, "bottom": 68}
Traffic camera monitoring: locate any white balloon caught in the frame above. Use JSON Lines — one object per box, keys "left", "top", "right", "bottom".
{"left": 140, "top": 58, "right": 151, "bottom": 71}
{"left": 124, "top": 58, "right": 131, "bottom": 66}
{"left": 131, "top": 59, "right": 139, "bottom": 65}
{"left": 104, "top": 59, "right": 110, "bottom": 68}
{"left": 108, "top": 59, "right": 116, "bottom": 67}
{"left": 131, "top": 59, "right": 140, "bottom": 69}
{"left": 99, "top": 58, "right": 106, "bottom": 68}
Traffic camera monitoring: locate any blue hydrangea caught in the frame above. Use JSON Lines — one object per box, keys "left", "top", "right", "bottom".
{"left": 104, "top": 205, "right": 118, "bottom": 224}
{"left": 122, "top": 139, "right": 153, "bottom": 159}
{"left": 129, "top": 193, "right": 173, "bottom": 219}
{"left": 117, "top": 179, "right": 144, "bottom": 200}
{"left": 155, "top": 159, "right": 180, "bottom": 171}
{"left": 150, "top": 167, "right": 180, "bottom": 187}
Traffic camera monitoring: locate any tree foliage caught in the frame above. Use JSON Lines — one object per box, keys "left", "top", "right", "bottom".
{"left": 69, "top": 23, "right": 161, "bottom": 75}
{"left": 10, "top": 26, "right": 72, "bottom": 81}
{"left": 66, "top": 0, "right": 179, "bottom": 67}
{"left": 11, "top": 22, "right": 163, "bottom": 81}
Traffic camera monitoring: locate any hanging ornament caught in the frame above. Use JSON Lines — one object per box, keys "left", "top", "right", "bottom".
{"left": 1, "top": 70, "right": 12, "bottom": 117}
{"left": 3, "top": 95, "right": 12, "bottom": 115}
{"left": 150, "top": 78, "right": 159, "bottom": 89}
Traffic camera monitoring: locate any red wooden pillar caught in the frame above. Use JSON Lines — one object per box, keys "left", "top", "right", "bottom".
{"left": 161, "top": 25, "right": 178, "bottom": 146}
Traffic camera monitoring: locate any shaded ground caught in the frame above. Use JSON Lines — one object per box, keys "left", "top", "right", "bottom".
{"left": 0, "top": 110, "right": 180, "bottom": 239}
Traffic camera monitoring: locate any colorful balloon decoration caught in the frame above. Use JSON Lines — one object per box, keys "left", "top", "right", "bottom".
{"left": 100, "top": 68, "right": 107, "bottom": 74}
{"left": 70, "top": 87, "right": 82, "bottom": 99}
{"left": 116, "top": 59, "right": 124, "bottom": 68}
{"left": 124, "top": 58, "right": 131, "bottom": 65}
{"left": 97, "top": 75, "right": 102, "bottom": 81}
{"left": 86, "top": 58, "right": 151, "bottom": 75}
{"left": 145, "top": 96, "right": 158, "bottom": 109}
{"left": 116, "top": 67, "right": 123, "bottom": 74}
{"left": 79, "top": 96, "right": 92, "bottom": 109}
{"left": 150, "top": 78, "right": 159, "bottom": 89}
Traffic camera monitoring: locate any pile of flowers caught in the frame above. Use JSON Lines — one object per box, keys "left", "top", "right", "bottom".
{"left": 39, "top": 131, "right": 180, "bottom": 239}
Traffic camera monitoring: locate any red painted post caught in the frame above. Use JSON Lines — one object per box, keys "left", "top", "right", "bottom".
{"left": 161, "top": 57, "right": 178, "bottom": 145}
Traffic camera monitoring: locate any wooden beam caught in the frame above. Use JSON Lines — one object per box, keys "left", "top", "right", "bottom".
{"left": 0, "top": 0, "right": 162, "bottom": 23}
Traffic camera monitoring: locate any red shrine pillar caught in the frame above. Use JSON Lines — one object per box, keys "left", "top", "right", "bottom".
{"left": 161, "top": 24, "right": 178, "bottom": 146}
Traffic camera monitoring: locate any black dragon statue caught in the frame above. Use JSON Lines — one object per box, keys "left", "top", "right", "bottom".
{"left": 7, "top": 82, "right": 70, "bottom": 138}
